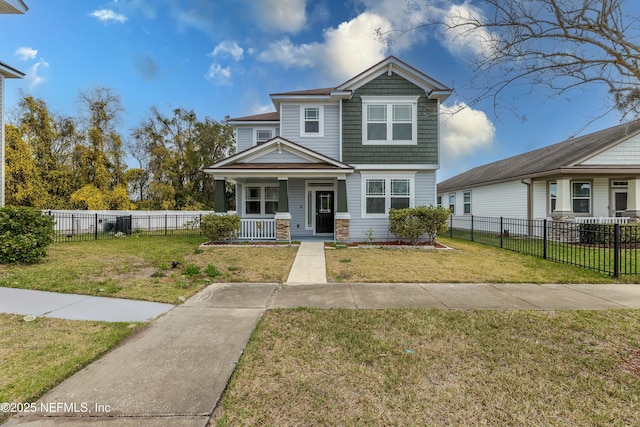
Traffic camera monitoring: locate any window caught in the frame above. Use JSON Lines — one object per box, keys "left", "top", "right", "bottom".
{"left": 256, "top": 129, "right": 273, "bottom": 144}
{"left": 572, "top": 182, "right": 591, "bottom": 213}
{"left": 361, "top": 174, "right": 414, "bottom": 217}
{"left": 301, "top": 106, "right": 323, "bottom": 137}
{"left": 549, "top": 182, "right": 557, "bottom": 213}
{"left": 245, "top": 185, "right": 279, "bottom": 216}
{"left": 362, "top": 96, "right": 418, "bottom": 144}
{"left": 463, "top": 191, "right": 471, "bottom": 214}
{"left": 448, "top": 193, "right": 455, "bottom": 214}
{"left": 437, "top": 195, "right": 442, "bottom": 207}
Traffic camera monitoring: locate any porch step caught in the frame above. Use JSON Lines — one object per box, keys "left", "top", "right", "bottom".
{"left": 286, "top": 242, "right": 327, "bottom": 285}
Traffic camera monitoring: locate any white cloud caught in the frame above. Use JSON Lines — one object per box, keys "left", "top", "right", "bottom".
{"left": 25, "top": 58, "right": 49, "bottom": 89}
{"left": 206, "top": 63, "right": 232, "bottom": 85}
{"left": 257, "top": 38, "right": 319, "bottom": 68}
{"left": 441, "top": 3, "right": 499, "bottom": 60}
{"left": 14, "top": 47, "right": 37, "bottom": 61}
{"left": 90, "top": 9, "right": 128, "bottom": 23}
{"left": 257, "top": 12, "right": 392, "bottom": 83}
{"left": 253, "top": 0, "right": 306, "bottom": 34}
{"left": 211, "top": 41, "right": 244, "bottom": 61}
{"left": 440, "top": 102, "right": 496, "bottom": 161}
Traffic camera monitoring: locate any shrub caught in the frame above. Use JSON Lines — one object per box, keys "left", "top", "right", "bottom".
{"left": 200, "top": 213, "right": 240, "bottom": 241}
{"left": 0, "top": 206, "right": 56, "bottom": 264}
{"left": 389, "top": 205, "right": 450, "bottom": 244}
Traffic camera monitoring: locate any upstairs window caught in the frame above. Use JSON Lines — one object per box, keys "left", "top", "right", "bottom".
{"left": 301, "top": 106, "right": 323, "bottom": 137}
{"left": 256, "top": 129, "right": 273, "bottom": 144}
{"left": 362, "top": 96, "right": 418, "bottom": 145}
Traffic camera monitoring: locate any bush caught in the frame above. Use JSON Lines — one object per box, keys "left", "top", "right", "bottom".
{"left": 389, "top": 205, "right": 450, "bottom": 244}
{"left": 0, "top": 206, "right": 56, "bottom": 264}
{"left": 200, "top": 213, "right": 240, "bottom": 241}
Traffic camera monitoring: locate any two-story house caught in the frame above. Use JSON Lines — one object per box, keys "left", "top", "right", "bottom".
{"left": 204, "top": 56, "right": 452, "bottom": 241}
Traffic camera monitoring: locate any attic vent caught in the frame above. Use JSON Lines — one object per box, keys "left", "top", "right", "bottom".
{"left": 612, "top": 181, "right": 628, "bottom": 187}
{"left": 308, "top": 182, "right": 334, "bottom": 188}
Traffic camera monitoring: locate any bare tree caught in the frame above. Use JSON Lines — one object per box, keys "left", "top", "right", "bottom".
{"left": 380, "top": 0, "right": 640, "bottom": 120}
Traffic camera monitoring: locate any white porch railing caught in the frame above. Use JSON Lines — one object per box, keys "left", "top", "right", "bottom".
{"left": 575, "top": 217, "right": 629, "bottom": 224}
{"left": 239, "top": 219, "right": 276, "bottom": 240}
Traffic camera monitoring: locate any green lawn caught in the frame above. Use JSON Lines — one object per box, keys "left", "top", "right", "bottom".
{"left": 214, "top": 309, "right": 640, "bottom": 426}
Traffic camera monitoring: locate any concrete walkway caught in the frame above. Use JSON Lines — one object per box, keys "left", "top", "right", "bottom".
{"left": 286, "top": 241, "right": 326, "bottom": 284}
{"left": 5, "top": 282, "right": 640, "bottom": 426}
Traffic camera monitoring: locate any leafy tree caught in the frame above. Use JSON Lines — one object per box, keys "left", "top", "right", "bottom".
{"left": 130, "top": 108, "right": 234, "bottom": 210}
{"left": 380, "top": 0, "right": 640, "bottom": 119}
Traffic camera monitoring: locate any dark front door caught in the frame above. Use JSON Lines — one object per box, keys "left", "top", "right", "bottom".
{"left": 615, "top": 192, "right": 628, "bottom": 217}
{"left": 316, "top": 191, "right": 334, "bottom": 233}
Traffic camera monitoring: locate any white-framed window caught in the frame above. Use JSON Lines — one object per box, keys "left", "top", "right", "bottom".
{"left": 361, "top": 173, "right": 415, "bottom": 218}
{"left": 437, "top": 195, "right": 442, "bottom": 207}
{"left": 256, "top": 129, "right": 273, "bottom": 144}
{"left": 548, "top": 181, "right": 591, "bottom": 214}
{"left": 244, "top": 184, "right": 279, "bottom": 216}
{"left": 301, "top": 105, "right": 323, "bottom": 137}
{"left": 463, "top": 191, "right": 471, "bottom": 215}
{"left": 361, "top": 96, "right": 418, "bottom": 145}
{"left": 448, "top": 193, "right": 455, "bottom": 214}
{"left": 572, "top": 181, "right": 591, "bottom": 214}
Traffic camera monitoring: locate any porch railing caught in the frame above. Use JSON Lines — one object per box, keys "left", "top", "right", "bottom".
{"left": 575, "top": 217, "right": 629, "bottom": 224}
{"left": 239, "top": 219, "right": 276, "bottom": 240}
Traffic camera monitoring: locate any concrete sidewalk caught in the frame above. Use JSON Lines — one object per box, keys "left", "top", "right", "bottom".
{"left": 0, "top": 287, "right": 173, "bottom": 322}
{"left": 5, "top": 281, "right": 640, "bottom": 426}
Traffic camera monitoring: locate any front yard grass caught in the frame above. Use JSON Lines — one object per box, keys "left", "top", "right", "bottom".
{"left": 326, "top": 237, "right": 618, "bottom": 283}
{"left": 0, "top": 314, "right": 140, "bottom": 423}
{"left": 0, "top": 236, "right": 298, "bottom": 304}
{"left": 214, "top": 308, "right": 640, "bottom": 426}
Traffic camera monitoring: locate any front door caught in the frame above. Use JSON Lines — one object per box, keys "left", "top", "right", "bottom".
{"left": 614, "top": 191, "right": 628, "bottom": 217}
{"left": 315, "top": 191, "right": 334, "bottom": 234}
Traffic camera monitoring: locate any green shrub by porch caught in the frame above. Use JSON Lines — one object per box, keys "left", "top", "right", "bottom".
{"left": 0, "top": 206, "right": 56, "bottom": 264}
{"left": 389, "top": 206, "right": 450, "bottom": 244}
{"left": 200, "top": 213, "right": 241, "bottom": 241}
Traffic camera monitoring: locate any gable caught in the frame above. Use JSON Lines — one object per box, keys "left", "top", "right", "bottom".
{"left": 245, "top": 146, "right": 315, "bottom": 164}
{"left": 581, "top": 133, "right": 640, "bottom": 165}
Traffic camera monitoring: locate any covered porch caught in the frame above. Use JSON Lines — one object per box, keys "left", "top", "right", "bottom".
{"left": 204, "top": 137, "right": 354, "bottom": 242}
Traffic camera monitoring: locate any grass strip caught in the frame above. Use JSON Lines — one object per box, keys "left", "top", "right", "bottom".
{"left": 215, "top": 308, "right": 640, "bottom": 426}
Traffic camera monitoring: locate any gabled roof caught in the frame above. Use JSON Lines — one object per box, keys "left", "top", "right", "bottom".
{"left": 231, "top": 56, "right": 452, "bottom": 118}
{"left": 438, "top": 120, "right": 640, "bottom": 192}
{"left": 0, "top": 0, "right": 28, "bottom": 14}
{"left": 336, "top": 56, "right": 452, "bottom": 101}
{"left": 204, "top": 136, "right": 354, "bottom": 178}
{"left": 0, "top": 60, "right": 24, "bottom": 78}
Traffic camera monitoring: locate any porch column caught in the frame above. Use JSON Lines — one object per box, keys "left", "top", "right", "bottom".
{"left": 335, "top": 178, "right": 350, "bottom": 241}
{"left": 624, "top": 177, "right": 640, "bottom": 218}
{"left": 275, "top": 178, "right": 291, "bottom": 241}
{"left": 214, "top": 179, "right": 227, "bottom": 213}
{"left": 552, "top": 177, "right": 574, "bottom": 219}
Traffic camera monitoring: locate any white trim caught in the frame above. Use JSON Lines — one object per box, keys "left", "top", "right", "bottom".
{"left": 360, "top": 172, "right": 416, "bottom": 219}
{"left": 300, "top": 104, "right": 324, "bottom": 137}
{"left": 361, "top": 96, "right": 419, "bottom": 145}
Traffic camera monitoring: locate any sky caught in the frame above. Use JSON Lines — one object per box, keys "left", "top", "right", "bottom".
{"left": 0, "top": 0, "right": 633, "bottom": 181}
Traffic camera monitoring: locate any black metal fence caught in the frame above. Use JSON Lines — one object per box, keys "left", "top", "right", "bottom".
{"left": 47, "top": 211, "right": 204, "bottom": 243}
{"left": 448, "top": 216, "right": 640, "bottom": 277}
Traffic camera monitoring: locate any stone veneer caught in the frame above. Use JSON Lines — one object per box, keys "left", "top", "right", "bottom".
{"left": 335, "top": 218, "right": 350, "bottom": 241}
{"left": 276, "top": 218, "right": 291, "bottom": 241}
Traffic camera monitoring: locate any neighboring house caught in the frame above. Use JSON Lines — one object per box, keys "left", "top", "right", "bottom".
{"left": 205, "top": 56, "right": 452, "bottom": 241}
{"left": 0, "top": 0, "right": 28, "bottom": 207}
{"left": 437, "top": 120, "right": 640, "bottom": 222}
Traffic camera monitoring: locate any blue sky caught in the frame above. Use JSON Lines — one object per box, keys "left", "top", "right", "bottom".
{"left": 0, "top": 0, "right": 631, "bottom": 180}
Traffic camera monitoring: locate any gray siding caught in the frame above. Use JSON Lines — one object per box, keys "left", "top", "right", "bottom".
{"left": 288, "top": 178, "right": 314, "bottom": 238}
{"left": 347, "top": 170, "right": 436, "bottom": 242}
{"left": 342, "top": 73, "right": 439, "bottom": 165}
{"left": 236, "top": 127, "right": 254, "bottom": 152}
{"left": 280, "top": 103, "right": 340, "bottom": 159}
